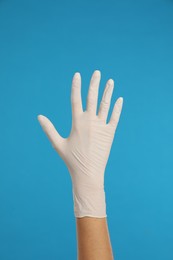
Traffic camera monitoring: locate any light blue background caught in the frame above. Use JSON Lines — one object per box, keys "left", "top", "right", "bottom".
{"left": 0, "top": 0, "right": 173, "bottom": 259}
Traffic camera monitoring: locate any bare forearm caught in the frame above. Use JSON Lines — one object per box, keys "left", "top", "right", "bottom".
{"left": 76, "top": 217, "right": 114, "bottom": 260}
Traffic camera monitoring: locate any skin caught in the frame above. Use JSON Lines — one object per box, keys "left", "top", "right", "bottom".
{"left": 38, "top": 70, "right": 123, "bottom": 260}
{"left": 76, "top": 217, "right": 114, "bottom": 260}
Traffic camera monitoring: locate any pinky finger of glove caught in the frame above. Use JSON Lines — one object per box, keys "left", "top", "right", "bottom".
{"left": 108, "top": 97, "right": 123, "bottom": 130}
{"left": 37, "top": 114, "right": 66, "bottom": 156}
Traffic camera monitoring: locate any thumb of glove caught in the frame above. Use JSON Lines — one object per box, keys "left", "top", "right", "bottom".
{"left": 37, "top": 115, "right": 66, "bottom": 160}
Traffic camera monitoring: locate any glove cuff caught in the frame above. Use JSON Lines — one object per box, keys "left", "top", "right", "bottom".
{"left": 72, "top": 185, "right": 107, "bottom": 218}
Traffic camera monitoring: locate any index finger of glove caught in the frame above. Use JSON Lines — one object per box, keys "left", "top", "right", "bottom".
{"left": 71, "top": 72, "right": 83, "bottom": 119}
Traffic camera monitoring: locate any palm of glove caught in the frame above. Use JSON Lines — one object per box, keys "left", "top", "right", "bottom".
{"left": 65, "top": 111, "right": 116, "bottom": 188}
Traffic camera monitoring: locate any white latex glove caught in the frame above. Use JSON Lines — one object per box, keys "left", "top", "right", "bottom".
{"left": 37, "top": 70, "right": 123, "bottom": 218}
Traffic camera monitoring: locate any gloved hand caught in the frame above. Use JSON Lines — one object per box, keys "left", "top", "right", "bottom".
{"left": 37, "top": 70, "right": 123, "bottom": 218}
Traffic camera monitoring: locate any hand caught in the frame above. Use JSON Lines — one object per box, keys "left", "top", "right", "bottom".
{"left": 37, "top": 70, "right": 123, "bottom": 217}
